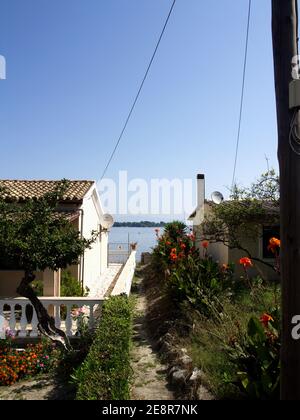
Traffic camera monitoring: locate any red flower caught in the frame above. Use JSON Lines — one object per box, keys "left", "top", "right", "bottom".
{"left": 260, "top": 313, "right": 274, "bottom": 328}
{"left": 202, "top": 241, "right": 209, "bottom": 249}
{"left": 239, "top": 257, "right": 253, "bottom": 268}
{"left": 267, "top": 237, "right": 281, "bottom": 254}
{"left": 166, "top": 241, "right": 171, "bottom": 246}
{"left": 180, "top": 243, "right": 186, "bottom": 250}
{"left": 170, "top": 248, "right": 178, "bottom": 262}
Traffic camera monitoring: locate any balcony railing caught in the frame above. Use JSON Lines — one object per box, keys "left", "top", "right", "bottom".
{"left": 0, "top": 250, "right": 137, "bottom": 340}
{"left": 0, "top": 297, "right": 103, "bottom": 339}
{"left": 108, "top": 242, "right": 130, "bottom": 264}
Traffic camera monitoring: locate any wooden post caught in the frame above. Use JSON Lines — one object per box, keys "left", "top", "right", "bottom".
{"left": 272, "top": 0, "right": 300, "bottom": 400}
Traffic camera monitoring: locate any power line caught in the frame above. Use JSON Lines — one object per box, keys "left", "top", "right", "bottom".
{"left": 231, "top": 0, "right": 252, "bottom": 192}
{"left": 100, "top": 0, "right": 177, "bottom": 181}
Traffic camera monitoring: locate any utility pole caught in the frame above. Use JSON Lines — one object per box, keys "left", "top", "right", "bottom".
{"left": 272, "top": 0, "right": 300, "bottom": 400}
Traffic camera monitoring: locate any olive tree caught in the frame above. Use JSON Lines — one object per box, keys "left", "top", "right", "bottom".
{"left": 0, "top": 181, "right": 98, "bottom": 349}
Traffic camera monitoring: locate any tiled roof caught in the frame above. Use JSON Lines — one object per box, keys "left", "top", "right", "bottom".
{"left": 55, "top": 211, "right": 80, "bottom": 221}
{"left": 0, "top": 180, "right": 94, "bottom": 202}
{"left": 189, "top": 200, "right": 279, "bottom": 220}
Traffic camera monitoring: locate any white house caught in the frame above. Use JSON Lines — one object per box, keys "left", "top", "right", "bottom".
{"left": 188, "top": 174, "right": 279, "bottom": 281}
{"left": 0, "top": 179, "right": 137, "bottom": 339}
{"left": 0, "top": 179, "right": 112, "bottom": 298}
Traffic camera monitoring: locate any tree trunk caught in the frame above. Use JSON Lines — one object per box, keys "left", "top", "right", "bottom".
{"left": 272, "top": 0, "right": 300, "bottom": 400}
{"left": 16, "top": 270, "right": 72, "bottom": 351}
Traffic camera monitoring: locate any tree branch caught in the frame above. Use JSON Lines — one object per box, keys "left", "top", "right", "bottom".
{"left": 16, "top": 271, "right": 72, "bottom": 351}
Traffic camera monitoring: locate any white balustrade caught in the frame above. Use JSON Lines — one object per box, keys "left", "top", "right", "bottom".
{"left": 0, "top": 297, "right": 103, "bottom": 339}
{"left": 0, "top": 250, "right": 137, "bottom": 340}
{"left": 111, "top": 250, "right": 137, "bottom": 296}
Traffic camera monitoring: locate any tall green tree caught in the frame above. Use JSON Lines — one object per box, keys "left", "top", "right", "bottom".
{"left": 0, "top": 180, "right": 98, "bottom": 349}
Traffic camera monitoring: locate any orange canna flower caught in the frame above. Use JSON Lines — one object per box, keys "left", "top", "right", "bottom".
{"left": 268, "top": 237, "right": 281, "bottom": 254}
{"left": 202, "top": 241, "right": 209, "bottom": 249}
{"left": 260, "top": 313, "right": 274, "bottom": 328}
{"left": 269, "top": 237, "right": 280, "bottom": 247}
{"left": 239, "top": 257, "right": 253, "bottom": 268}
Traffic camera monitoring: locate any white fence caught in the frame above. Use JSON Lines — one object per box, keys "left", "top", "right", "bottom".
{"left": 111, "top": 250, "right": 136, "bottom": 296}
{"left": 0, "top": 297, "right": 103, "bottom": 339}
{"left": 0, "top": 251, "right": 137, "bottom": 340}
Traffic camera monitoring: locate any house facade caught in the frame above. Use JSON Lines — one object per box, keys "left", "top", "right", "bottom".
{"left": 188, "top": 174, "right": 279, "bottom": 281}
{"left": 0, "top": 179, "right": 111, "bottom": 298}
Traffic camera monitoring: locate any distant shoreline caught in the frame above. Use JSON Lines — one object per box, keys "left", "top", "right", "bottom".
{"left": 113, "top": 221, "right": 166, "bottom": 228}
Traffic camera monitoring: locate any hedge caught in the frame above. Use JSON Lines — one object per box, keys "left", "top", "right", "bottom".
{"left": 74, "top": 295, "right": 133, "bottom": 400}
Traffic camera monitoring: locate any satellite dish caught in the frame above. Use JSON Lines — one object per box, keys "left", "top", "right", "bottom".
{"left": 211, "top": 191, "right": 224, "bottom": 205}
{"left": 101, "top": 214, "right": 114, "bottom": 230}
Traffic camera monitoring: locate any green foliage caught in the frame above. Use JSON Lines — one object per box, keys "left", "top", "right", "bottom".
{"left": 225, "top": 308, "right": 280, "bottom": 400}
{"left": 30, "top": 271, "right": 90, "bottom": 298}
{"left": 187, "top": 285, "right": 280, "bottom": 400}
{"left": 60, "top": 271, "right": 89, "bottom": 297}
{"left": 163, "top": 221, "right": 188, "bottom": 242}
{"left": 168, "top": 255, "right": 234, "bottom": 317}
{"left": 152, "top": 220, "right": 281, "bottom": 400}
{"left": 54, "top": 329, "right": 95, "bottom": 381}
{"left": 152, "top": 221, "right": 234, "bottom": 317}
{"left": 203, "top": 169, "right": 280, "bottom": 268}
{"left": 0, "top": 180, "right": 97, "bottom": 273}
{"left": 73, "top": 296, "right": 133, "bottom": 400}
{"left": 31, "top": 278, "right": 43, "bottom": 296}
{"left": 152, "top": 221, "right": 198, "bottom": 269}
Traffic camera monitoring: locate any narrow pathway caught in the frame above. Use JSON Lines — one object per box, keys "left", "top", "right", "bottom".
{"left": 130, "top": 279, "right": 174, "bottom": 400}
{"left": 0, "top": 375, "right": 75, "bottom": 400}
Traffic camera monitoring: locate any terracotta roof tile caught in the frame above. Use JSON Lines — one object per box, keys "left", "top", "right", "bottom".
{"left": 0, "top": 180, "right": 94, "bottom": 201}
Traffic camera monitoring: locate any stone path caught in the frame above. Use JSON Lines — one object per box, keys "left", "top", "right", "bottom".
{"left": 0, "top": 375, "right": 75, "bottom": 400}
{"left": 130, "top": 280, "right": 174, "bottom": 400}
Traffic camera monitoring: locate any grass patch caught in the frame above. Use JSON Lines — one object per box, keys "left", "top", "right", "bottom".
{"left": 186, "top": 284, "right": 280, "bottom": 399}
{"left": 73, "top": 295, "right": 133, "bottom": 400}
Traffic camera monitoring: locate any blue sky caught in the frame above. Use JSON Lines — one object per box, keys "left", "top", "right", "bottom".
{"left": 0, "top": 1, "right": 279, "bottom": 219}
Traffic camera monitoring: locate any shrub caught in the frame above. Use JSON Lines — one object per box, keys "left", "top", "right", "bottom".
{"left": 60, "top": 271, "right": 89, "bottom": 297}
{"left": 30, "top": 271, "right": 89, "bottom": 298}
{"left": 225, "top": 308, "right": 280, "bottom": 400}
{"left": 152, "top": 221, "right": 198, "bottom": 269}
{"left": 152, "top": 221, "right": 235, "bottom": 317}
{"left": 31, "top": 278, "right": 43, "bottom": 296}
{"left": 73, "top": 295, "right": 132, "bottom": 400}
{"left": 151, "top": 220, "right": 281, "bottom": 399}
{"left": 54, "top": 328, "right": 95, "bottom": 381}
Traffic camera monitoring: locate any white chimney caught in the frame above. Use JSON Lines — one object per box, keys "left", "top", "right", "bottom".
{"left": 195, "top": 174, "right": 205, "bottom": 225}
{"left": 197, "top": 174, "right": 205, "bottom": 209}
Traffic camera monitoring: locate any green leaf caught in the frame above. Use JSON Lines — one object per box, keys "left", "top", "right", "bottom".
{"left": 247, "top": 317, "right": 266, "bottom": 341}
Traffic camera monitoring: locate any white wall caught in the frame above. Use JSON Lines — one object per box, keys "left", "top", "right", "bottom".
{"left": 100, "top": 230, "right": 108, "bottom": 275}
{"left": 111, "top": 251, "right": 136, "bottom": 296}
{"left": 81, "top": 192, "right": 102, "bottom": 296}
